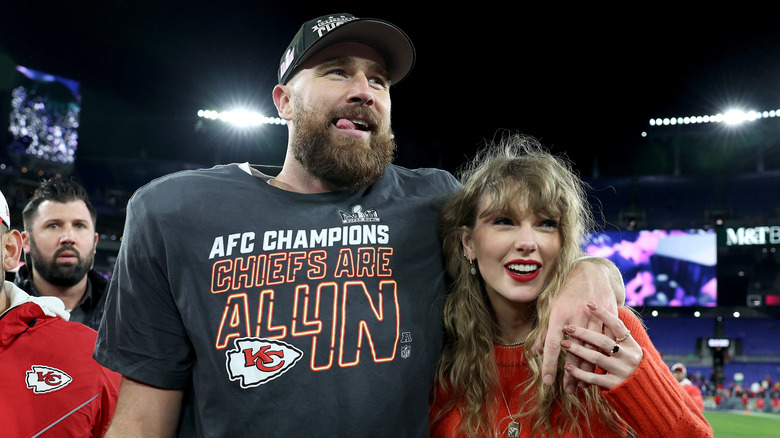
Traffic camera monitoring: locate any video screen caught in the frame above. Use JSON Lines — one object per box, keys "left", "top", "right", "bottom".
{"left": 583, "top": 228, "right": 717, "bottom": 307}
{"left": 7, "top": 65, "right": 81, "bottom": 164}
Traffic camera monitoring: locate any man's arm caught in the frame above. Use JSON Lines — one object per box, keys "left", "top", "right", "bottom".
{"left": 104, "top": 377, "right": 184, "bottom": 438}
{"left": 534, "top": 257, "right": 624, "bottom": 392}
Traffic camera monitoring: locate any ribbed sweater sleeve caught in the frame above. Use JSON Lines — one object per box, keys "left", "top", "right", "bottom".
{"left": 601, "top": 308, "right": 713, "bottom": 437}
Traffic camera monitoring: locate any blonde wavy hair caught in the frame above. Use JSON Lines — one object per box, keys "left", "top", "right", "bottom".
{"left": 432, "top": 134, "right": 631, "bottom": 437}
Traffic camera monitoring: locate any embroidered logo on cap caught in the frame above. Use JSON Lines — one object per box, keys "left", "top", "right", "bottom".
{"left": 25, "top": 365, "right": 73, "bottom": 394}
{"left": 226, "top": 337, "right": 303, "bottom": 388}
{"left": 310, "top": 15, "right": 356, "bottom": 38}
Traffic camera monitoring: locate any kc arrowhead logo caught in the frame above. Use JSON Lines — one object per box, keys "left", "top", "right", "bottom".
{"left": 26, "top": 365, "right": 73, "bottom": 394}
{"left": 226, "top": 337, "right": 303, "bottom": 388}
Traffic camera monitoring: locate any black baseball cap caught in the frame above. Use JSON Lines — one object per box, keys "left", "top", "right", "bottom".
{"left": 277, "top": 13, "right": 415, "bottom": 85}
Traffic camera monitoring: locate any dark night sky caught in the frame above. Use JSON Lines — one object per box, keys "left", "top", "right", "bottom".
{"left": 2, "top": 2, "right": 780, "bottom": 180}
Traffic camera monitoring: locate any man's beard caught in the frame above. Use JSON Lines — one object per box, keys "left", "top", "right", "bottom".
{"left": 290, "top": 101, "right": 396, "bottom": 189}
{"left": 28, "top": 236, "right": 94, "bottom": 287}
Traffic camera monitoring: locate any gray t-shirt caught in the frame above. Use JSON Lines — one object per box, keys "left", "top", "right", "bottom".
{"left": 95, "top": 163, "right": 460, "bottom": 437}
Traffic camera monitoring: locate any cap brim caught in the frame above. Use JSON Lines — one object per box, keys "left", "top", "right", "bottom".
{"left": 291, "top": 18, "right": 415, "bottom": 85}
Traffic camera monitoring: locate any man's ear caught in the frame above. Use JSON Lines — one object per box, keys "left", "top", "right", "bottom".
{"left": 3, "top": 229, "right": 23, "bottom": 271}
{"left": 21, "top": 230, "right": 30, "bottom": 254}
{"left": 272, "top": 84, "right": 294, "bottom": 121}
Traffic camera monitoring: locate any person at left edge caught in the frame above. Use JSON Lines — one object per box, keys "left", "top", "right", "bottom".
{"left": 12, "top": 177, "right": 106, "bottom": 330}
{"left": 0, "top": 188, "right": 121, "bottom": 437}
{"left": 94, "top": 13, "right": 620, "bottom": 437}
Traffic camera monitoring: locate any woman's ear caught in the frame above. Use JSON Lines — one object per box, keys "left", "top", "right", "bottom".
{"left": 460, "top": 226, "right": 475, "bottom": 260}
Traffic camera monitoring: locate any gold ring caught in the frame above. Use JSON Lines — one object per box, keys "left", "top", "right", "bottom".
{"left": 609, "top": 343, "right": 620, "bottom": 356}
{"left": 615, "top": 330, "right": 631, "bottom": 343}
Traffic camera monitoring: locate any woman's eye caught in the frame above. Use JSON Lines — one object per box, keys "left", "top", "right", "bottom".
{"left": 492, "top": 217, "right": 513, "bottom": 226}
{"left": 539, "top": 219, "right": 559, "bottom": 229}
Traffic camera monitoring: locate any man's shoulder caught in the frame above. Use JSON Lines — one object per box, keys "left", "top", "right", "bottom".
{"left": 382, "top": 164, "right": 460, "bottom": 191}
{"left": 386, "top": 164, "right": 454, "bottom": 180}
{"left": 18, "top": 309, "right": 121, "bottom": 391}
{"left": 127, "top": 163, "right": 252, "bottom": 212}
{"left": 87, "top": 269, "right": 109, "bottom": 290}
{"left": 136, "top": 163, "right": 242, "bottom": 193}
{"left": 37, "top": 308, "right": 98, "bottom": 335}
{"left": 37, "top": 318, "right": 104, "bottom": 363}
{"left": 12, "top": 301, "right": 98, "bottom": 342}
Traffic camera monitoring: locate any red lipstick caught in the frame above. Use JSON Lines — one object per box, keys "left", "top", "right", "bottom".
{"left": 504, "top": 259, "right": 541, "bottom": 282}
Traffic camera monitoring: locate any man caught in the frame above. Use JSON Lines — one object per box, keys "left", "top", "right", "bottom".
{"left": 0, "top": 189, "right": 120, "bottom": 437}
{"left": 95, "top": 13, "right": 619, "bottom": 436}
{"left": 15, "top": 177, "right": 106, "bottom": 330}
{"left": 672, "top": 362, "right": 705, "bottom": 411}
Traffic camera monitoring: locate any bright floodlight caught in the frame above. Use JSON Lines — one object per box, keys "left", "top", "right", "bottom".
{"left": 648, "top": 107, "right": 774, "bottom": 127}
{"left": 197, "top": 109, "right": 286, "bottom": 127}
{"left": 723, "top": 109, "right": 757, "bottom": 125}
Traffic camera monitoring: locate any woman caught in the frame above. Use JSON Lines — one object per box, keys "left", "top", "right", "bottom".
{"left": 430, "top": 135, "right": 712, "bottom": 437}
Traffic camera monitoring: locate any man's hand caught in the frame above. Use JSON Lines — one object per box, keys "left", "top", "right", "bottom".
{"left": 532, "top": 257, "right": 623, "bottom": 393}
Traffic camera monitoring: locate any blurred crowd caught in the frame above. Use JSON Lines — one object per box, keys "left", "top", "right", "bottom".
{"left": 687, "top": 372, "right": 780, "bottom": 412}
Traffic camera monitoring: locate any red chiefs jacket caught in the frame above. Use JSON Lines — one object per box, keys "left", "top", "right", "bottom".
{"left": 0, "top": 282, "right": 120, "bottom": 437}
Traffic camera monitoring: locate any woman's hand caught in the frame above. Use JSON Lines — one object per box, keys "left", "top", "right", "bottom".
{"left": 535, "top": 260, "right": 621, "bottom": 393}
{"left": 560, "top": 302, "right": 643, "bottom": 390}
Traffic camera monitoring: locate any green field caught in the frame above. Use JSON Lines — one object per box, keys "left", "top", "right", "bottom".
{"left": 704, "top": 410, "right": 780, "bottom": 438}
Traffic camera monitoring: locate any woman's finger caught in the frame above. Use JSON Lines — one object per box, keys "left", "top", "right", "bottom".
{"left": 560, "top": 303, "right": 643, "bottom": 389}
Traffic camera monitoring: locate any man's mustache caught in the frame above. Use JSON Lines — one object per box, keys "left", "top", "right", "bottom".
{"left": 53, "top": 245, "right": 82, "bottom": 262}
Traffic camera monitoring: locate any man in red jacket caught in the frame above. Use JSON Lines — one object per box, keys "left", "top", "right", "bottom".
{"left": 0, "top": 189, "right": 121, "bottom": 437}
{"left": 672, "top": 362, "right": 705, "bottom": 411}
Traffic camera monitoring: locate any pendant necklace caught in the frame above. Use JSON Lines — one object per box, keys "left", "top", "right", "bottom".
{"left": 495, "top": 336, "right": 524, "bottom": 437}
{"left": 499, "top": 387, "right": 520, "bottom": 438}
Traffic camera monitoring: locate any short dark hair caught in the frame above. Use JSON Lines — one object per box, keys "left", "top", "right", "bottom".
{"left": 22, "top": 178, "right": 97, "bottom": 230}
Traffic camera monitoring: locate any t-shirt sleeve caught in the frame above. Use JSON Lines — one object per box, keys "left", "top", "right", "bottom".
{"left": 435, "top": 169, "right": 461, "bottom": 196}
{"left": 94, "top": 184, "right": 194, "bottom": 389}
{"left": 416, "top": 168, "right": 461, "bottom": 212}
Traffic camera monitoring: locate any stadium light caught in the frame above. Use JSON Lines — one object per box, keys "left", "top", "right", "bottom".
{"left": 648, "top": 107, "right": 778, "bottom": 128}
{"left": 197, "top": 109, "right": 287, "bottom": 128}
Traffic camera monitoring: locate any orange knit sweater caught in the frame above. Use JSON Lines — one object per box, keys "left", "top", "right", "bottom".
{"left": 430, "top": 308, "right": 713, "bottom": 437}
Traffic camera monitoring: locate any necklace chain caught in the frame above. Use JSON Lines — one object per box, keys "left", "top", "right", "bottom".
{"left": 499, "top": 388, "right": 514, "bottom": 420}
{"left": 499, "top": 386, "right": 520, "bottom": 437}
{"left": 497, "top": 335, "right": 523, "bottom": 437}
{"left": 494, "top": 339, "right": 525, "bottom": 348}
